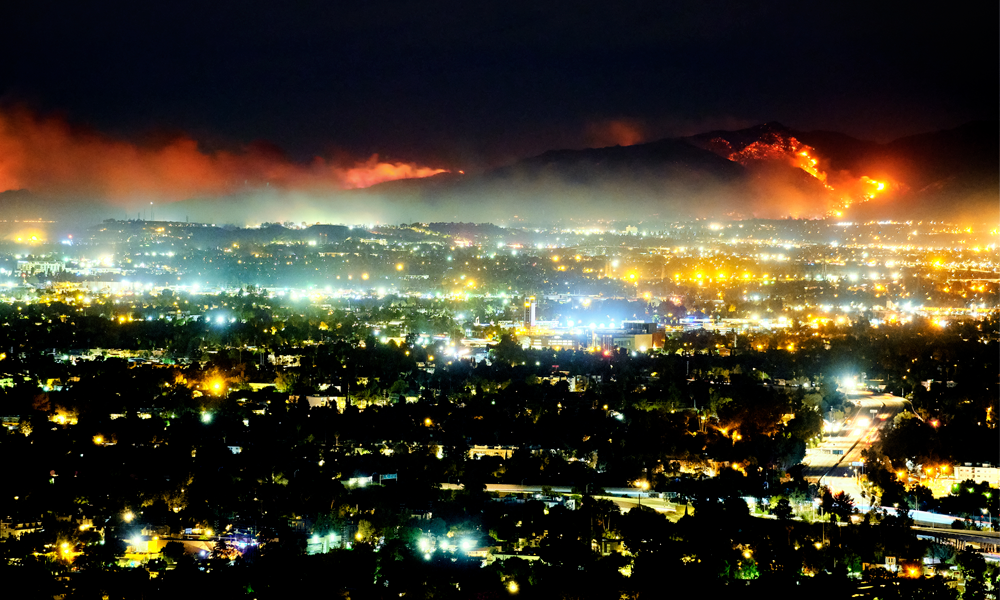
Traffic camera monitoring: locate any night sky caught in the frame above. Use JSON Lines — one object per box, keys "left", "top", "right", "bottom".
{"left": 4, "top": 1, "right": 996, "bottom": 170}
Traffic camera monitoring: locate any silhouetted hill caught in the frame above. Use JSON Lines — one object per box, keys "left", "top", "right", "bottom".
{"left": 498, "top": 137, "right": 745, "bottom": 183}
{"left": 684, "top": 121, "right": 794, "bottom": 155}
{"left": 355, "top": 120, "right": 998, "bottom": 223}
{"left": 791, "top": 130, "right": 882, "bottom": 174}
{"left": 887, "top": 120, "right": 999, "bottom": 186}
{"left": 850, "top": 121, "right": 1000, "bottom": 222}
{"left": 356, "top": 135, "right": 760, "bottom": 222}
{"left": 8, "top": 121, "right": 993, "bottom": 227}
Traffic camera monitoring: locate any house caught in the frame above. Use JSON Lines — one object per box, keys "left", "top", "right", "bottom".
{"left": 0, "top": 519, "right": 43, "bottom": 539}
{"left": 470, "top": 445, "right": 519, "bottom": 460}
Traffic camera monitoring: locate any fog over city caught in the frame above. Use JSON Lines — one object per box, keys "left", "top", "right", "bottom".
{"left": 0, "top": 2, "right": 996, "bottom": 599}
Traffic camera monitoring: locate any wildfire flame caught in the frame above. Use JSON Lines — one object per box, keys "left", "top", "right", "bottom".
{"left": 713, "top": 131, "right": 892, "bottom": 217}
{"left": 0, "top": 108, "right": 447, "bottom": 202}
{"left": 793, "top": 148, "right": 832, "bottom": 189}
{"left": 339, "top": 156, "right": 446, "bottom": 189}
{"left": 860, "top": 176, "right": 886, "bottom": 199}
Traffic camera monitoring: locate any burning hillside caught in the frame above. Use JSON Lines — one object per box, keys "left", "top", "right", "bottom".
{"left": 695, "top": 124, "right": 891, "bottom": 217}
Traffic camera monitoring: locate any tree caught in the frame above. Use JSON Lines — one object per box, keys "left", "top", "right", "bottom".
{"left": 491, "top": 334, "right": 525, "bottom": 366}
{"left": 161, "top": 540, "right": 186, "bottom": 562}
{"left": 734, "top": 555, "right": 759, "bottom": 580}
{"left": 356, "top": 519, "right": 377, "bottom": 543}
{"left": 772, "top": 497, "right": 793, "bottom": 521}
{"left": 209, "top": 539, "right": 238, "bottom": 563}
{"left": 954, "top": 549, "right": 991, "bottom": 599}
{"left": 788, "top": 408, "right": 822, "bottom": 442}
{"left": 827, "top": 491, "right": 855, "bottom": 524}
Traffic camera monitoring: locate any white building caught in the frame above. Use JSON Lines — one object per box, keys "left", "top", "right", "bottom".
{"left": 954, "top": 464, "right": 1000, "bottom": 488}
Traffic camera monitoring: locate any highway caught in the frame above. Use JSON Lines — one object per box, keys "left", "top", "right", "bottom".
{"left": 802, "top": 391, "right": 909, "bottom": 501}
{"left": 443, "top": 392, "right": 913, "bottom": 512}
{"left": 913, "top": 526, "right": 1000, "bottom": 557}
{"left": 439, "top": 483, "right": 683, "bottom": 515}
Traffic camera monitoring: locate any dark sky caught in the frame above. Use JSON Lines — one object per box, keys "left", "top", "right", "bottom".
{"left": 2, "top": 1, "right": 996, "bottom": 169}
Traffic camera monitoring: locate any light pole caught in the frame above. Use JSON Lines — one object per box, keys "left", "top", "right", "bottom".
{"left": 820, "top": 503, "right": 825, "bottom": 547}
{"left": 637, "top": 480, "right": 649, "bottom": 508}
{"left": 812, "top": 498, "right": 824, "bottom": 547}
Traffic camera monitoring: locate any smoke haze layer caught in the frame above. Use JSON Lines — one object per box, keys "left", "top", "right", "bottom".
{"left": 0, "top": 109, "right": 995, "bottom": 228}
{"left": 0, "top": 108, "right": 446, "bottom": 203}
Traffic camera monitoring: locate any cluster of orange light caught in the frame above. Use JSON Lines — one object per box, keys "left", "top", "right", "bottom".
{"left": 860, "top": 176, "right": 887, "bottom": 200}
{"left": 802, "top": 158, "right": 889, "bottom": 217}
{"left": 723, "top": 133, "right": 893, "bottom": 217}
{"left": 793, "top": 146, "right": 832, "bottom": 190}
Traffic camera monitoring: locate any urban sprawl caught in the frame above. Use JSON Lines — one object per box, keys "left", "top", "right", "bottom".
{"left": 1, "top": 217, "right": 997, "bottom": 598}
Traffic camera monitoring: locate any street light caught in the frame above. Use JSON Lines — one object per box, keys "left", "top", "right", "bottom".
{"left": 637, "top": 480, "right": 650, "bottom": 507}
{"left": 812, "top": 499, "right": 825, "bottom": 547}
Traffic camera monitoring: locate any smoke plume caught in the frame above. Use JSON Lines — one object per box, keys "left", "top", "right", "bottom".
{"left": 585, "top": 119, "right": 645, "bottom": 148}
{"left": 0, "top": 108, "right": 446, "bottom": 202}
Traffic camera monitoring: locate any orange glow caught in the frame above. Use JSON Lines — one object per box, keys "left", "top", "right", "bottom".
{"left": 791, "top": 145, "right": 831, "bottom": 188}
{"left": 859, "top": 176, "right": 888, "bottom": 200}
{"left": 10, "top": 228, "right": 45, "bottom": 243}
{"left": 716, "top": 130, "right": 897, "bottom": 217}
{"left": 0, "top": 108, "right": 446, "bottom": 201}
{"left": 586, "top": 118, "right": 645, "bottom": 147}
{"left": 339, "top": 156, "right": 446, "bottom": 189}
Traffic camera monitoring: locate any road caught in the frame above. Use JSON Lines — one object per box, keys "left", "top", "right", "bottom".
{"left": 913, "top": 526, "right": 1000, "bottom": 556}
{"left": 439, "top": 483, "right": 685, "bottom": 516}
{"left": 802, "top": 392, "right": 908, "bottom": 502}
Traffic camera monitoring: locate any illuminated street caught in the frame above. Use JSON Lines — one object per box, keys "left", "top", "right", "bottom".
{"left": 806, "top": 393, "right": 907, "bottom": 503}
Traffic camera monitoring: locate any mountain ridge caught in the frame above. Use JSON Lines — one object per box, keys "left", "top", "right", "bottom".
{"left": 358, "top": 120, "right": 997, "bottom": 223}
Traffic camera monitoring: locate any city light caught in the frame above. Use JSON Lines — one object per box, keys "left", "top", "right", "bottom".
{"left": 2, "top": 8, "right": 996, "bottom": 596}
